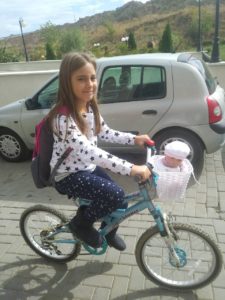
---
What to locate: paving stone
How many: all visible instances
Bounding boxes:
[1,149,225,299]
[213,219,225,234]
[110,276,129,299]
[92,287,110,300]
[129,266,145,291]
[213,288,225,300]
[195,285,213,300]
[102,263,131,277]
[195,204,207,217]
[219,192,225,211]
[119,253,136,266]
[83,274,114,288]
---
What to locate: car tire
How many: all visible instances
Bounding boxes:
[0,129,31,162]
[153,129,205,181]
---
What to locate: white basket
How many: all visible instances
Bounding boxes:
[151,156,193,202]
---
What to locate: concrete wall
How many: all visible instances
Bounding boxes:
[0,70,58,107]
[0,60,224,108]
[0,60,61,72]
[207,62,225,89]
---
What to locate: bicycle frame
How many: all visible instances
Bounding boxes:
[45,144,171,254]
[49,172,170,255]
[98,180,165,237]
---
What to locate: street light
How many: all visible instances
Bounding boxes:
[197,0,202,52]
[211,0,220,62]
[19,18,29,62]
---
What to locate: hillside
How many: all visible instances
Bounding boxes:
[2,0,225,60]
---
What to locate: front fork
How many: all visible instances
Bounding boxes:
[152,207,187,268]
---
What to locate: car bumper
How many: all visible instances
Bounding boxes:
[210,117,225,134]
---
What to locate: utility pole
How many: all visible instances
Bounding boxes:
[211,0,220,62]
[197,0,202,52]
[19,18,29,62]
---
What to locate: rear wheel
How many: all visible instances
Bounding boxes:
[20,205,81,263]
[154,129,204,180]
[0,128,30,162]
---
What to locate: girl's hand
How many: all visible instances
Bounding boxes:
[134,135,152,147]
[130,165,151,182]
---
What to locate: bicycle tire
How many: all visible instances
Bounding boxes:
[135,223,222,290]
[20,205,81,263]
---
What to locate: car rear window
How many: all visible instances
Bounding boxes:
[184,56,216,95]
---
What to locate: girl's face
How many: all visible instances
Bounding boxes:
[71,62,97,108]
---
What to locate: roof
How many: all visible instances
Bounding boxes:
[96,52,199,64]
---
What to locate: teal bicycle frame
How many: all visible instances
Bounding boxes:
[52,168,168,256]
[47,144,171,255]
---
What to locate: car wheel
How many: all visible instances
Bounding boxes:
[0,129,30,162]
[153,129,205,180]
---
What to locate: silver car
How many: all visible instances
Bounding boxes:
[0,52,225,179]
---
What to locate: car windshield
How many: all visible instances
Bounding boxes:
[187,56,216,95]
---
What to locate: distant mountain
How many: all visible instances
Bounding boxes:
[2,0,224,59]
[75,0,214,26]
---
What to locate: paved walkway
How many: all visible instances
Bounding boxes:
[0,148,225,300]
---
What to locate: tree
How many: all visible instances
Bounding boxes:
[0,43,20,63]
[59,28,85,55]
[103,21,116,41]
[186,9,213,48]
[40,21,59,45]
[128,32,137,50]
[45,42,56,60]
[40,21,60,59]
[158,23,173,53]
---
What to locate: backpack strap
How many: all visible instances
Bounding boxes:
[49,109,72,186]
[57,105,70,116]
[49,146,73,186]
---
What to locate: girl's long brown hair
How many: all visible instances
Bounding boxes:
[47,52,101,135]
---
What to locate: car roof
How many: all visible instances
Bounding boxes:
[96,52,197,65]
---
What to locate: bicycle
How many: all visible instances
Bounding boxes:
[20,143,223,291]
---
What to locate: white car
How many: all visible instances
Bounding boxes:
[0,52,225,179]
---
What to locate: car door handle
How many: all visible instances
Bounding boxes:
[142,110,157,115]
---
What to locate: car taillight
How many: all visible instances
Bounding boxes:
[207,96,222,124]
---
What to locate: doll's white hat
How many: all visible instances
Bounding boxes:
[164,141,190,160]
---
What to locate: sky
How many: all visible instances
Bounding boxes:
[0,0,149,39]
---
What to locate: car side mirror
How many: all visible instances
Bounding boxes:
[25,97,41,110]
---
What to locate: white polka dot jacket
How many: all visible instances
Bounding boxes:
[50,108,136,181]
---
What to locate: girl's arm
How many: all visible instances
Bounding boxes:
[57,116,133,176]
[99,116,151,147]
[98,116,136,145]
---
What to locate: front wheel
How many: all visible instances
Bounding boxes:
[20,205,81,263]
[135,223,222,290]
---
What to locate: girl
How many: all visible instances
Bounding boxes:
[48,52,151,250]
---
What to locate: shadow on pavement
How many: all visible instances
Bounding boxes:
[0,257,113,299]
[0,256,198,300]
[112,287,197,300]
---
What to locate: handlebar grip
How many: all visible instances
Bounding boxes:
[145,140,155,147]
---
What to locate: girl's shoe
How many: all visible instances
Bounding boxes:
[69,207,102,248]
[102,224,126,251]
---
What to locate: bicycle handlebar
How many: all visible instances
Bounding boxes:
[134,140,157,184]
[145,140,156,165]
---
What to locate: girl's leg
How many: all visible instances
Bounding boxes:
[55,169,126,222]
[55,169,127,249]
[93,167,127,250]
